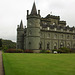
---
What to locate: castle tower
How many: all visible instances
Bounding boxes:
[17,20,24,49]
[26,2,40,51]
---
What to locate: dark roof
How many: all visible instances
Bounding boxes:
[20,20,23,29]
[31,2,37,15]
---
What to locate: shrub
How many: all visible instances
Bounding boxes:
[40,50,51,53]
[5,49,24,53]
[45,50,51,53]
[59,47,70,53]
[40,50,46,53]
[2,46,8,52]
[24,49,33,53]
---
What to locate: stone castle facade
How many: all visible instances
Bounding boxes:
[17,2,75,51]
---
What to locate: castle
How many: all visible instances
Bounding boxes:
[17,2,75,52]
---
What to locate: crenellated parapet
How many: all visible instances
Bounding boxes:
[40,24,75,34]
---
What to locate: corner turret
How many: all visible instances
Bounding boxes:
[17,20,24,49]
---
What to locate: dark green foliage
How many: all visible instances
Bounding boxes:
[40,50,46,53]
[2,39,16,50]
[59,47,70,53]
[52,47,70,53]
[2,46,8,52]
[40,50,51,53]
[52,49,58,53]
[5,49,23,53]
[0,39,2,47]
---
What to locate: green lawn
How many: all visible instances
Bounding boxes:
[3,53,75,75]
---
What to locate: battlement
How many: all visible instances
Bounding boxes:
[45,14,60,20]
[40,24,75,33]
[59,21,66,25]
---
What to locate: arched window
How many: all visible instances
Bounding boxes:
[73,35,75,39]
[29,42,31,49]
[47,33,50,38]
[54,42,57,49]
[47,42,50,49]
[73,43,75,48]
[61,35,63,39]
[60,42,64,48]
[39,42,42,49]
[67,35,69,39]
[67,43,70,48]
[54,34,57,39]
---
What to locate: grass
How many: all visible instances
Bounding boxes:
[3,53,75,75]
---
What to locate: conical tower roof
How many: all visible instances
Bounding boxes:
[31,2,37,15]
[20,20,23,29]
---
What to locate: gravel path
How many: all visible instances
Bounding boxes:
[0,51,4,75]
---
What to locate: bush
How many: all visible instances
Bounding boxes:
[2,46,8,52]
[24,49,33,53]
[5,49,24,53]
[52,47,70,53]
[59,47,70,53]
[40,50,51,53]
[40,50,46,53]
[45,50,51,53]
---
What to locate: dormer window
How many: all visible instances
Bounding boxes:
[54,28,56,31]
[53,22,55,25]
[47,27,49,30]
[61,29,63,31]
[45,22,47,25]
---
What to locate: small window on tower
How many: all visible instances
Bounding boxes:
[18,32,19,34]
[29,31,32,35]
[73,35,75,39]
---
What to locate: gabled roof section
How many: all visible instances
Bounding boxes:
[20,20,23,29]
[31,2,37,15]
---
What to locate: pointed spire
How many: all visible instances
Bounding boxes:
[20,20,23,29]
[31,2,37,15]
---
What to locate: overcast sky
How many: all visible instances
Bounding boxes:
[0,0,75,42]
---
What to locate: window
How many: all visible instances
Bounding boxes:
[47,33,50,38]
[40,26,42,29]
[29,42,31,49]
[53,22,55,25]
[54,28,56,31]
[29,30,32,35]
[40,33,42,38]
[47,27,49,30]
[29,23,31,25]
[73,36,75,39]
[67,43,70,48]
[47,42,50,49]
[60,42,64,48]
[54,42,57,49]
[39,42,42,49]
[18,32,19,34]
[73,44,75,48]
[67,35,69,39]
[45,22,47,25]
[54,34,57,39]
[61,35,63,39]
